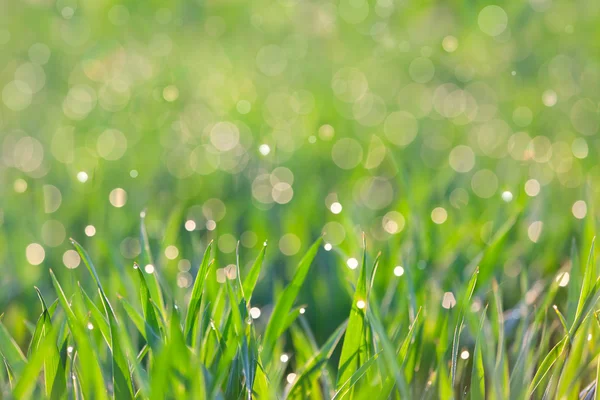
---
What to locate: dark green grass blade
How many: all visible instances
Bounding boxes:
[185,241,213,346]
[262,237,322,363]
[288,320,347,399]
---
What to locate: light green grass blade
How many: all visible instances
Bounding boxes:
[242,242,267,303]
[471,307,487,400]
[72,239,134,399]
[331,352,380,400]
[451,267,478,388]
[336,237,370,393]
[575,238,596,327]
[263,237,322,363]
[527,336,568,397]
[185,241,213,346]
[0,321,27,375]
[49,269,108,400]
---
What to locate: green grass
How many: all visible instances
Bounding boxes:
[2,0,600,398]
[1,221,600,399]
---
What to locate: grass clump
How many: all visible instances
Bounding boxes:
[1,216,600,400]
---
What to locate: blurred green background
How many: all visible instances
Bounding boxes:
[1,0,599,344]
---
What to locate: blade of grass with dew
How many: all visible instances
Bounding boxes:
[288,320,347,399]
[28,288,65,399]
[242,241,267,304]
[133,263,163,338]
[185,241,213,346]
[336,235,371,394]
[451,267,478,388]
[139,211,167,319]
[78,284,110,345]
[49,269,108,400]
[71,239,135,399]
[262,237,322,363]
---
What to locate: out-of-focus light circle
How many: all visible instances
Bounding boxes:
[324,243,332,251]
[572,200,587,219]
[442,292,456,309]
[478,5,508,36]
[393,266,404,276]
[382,211,405,234]
[77,171,88,182]
[250,307,261,319]
[14,179,28,193]
[63,250,81,269]
[431,207,448,224]
[26,243,45,265]
[542,90,557,107]
[109,188,127,208]
[163,85,179,102]
[210,122,240,152]
[528,221,543,243]
[279,233,301,256]
[449,145,475,173]
[442,36,458,52]
[384,111,418,146]
[236,100,251,114]
[471,169,498,199]
[85,225,96,237]
[501,191,513,202]
[347,258,359,270]
[330,202,342,214]
[525,179,541,197]
[259,144,271,156]
[332,138,363,169]
[165,245,179,260]
[185,220,196,231]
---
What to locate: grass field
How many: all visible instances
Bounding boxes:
[1,0,600,398]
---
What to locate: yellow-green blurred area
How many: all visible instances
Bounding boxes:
[1,0,599,342]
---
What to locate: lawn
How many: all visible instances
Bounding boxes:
[1,0,599,398]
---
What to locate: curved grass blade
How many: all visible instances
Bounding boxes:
[451,267,478,387]
[242,242,267,304]
[288,320,347,399]
[185,241,213,346]
[331,352,380,400]
[527,335,568,396]
[263,237,322,363]
[49,269,108,400]
[0,321,27,375]
[336,236,371,393]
